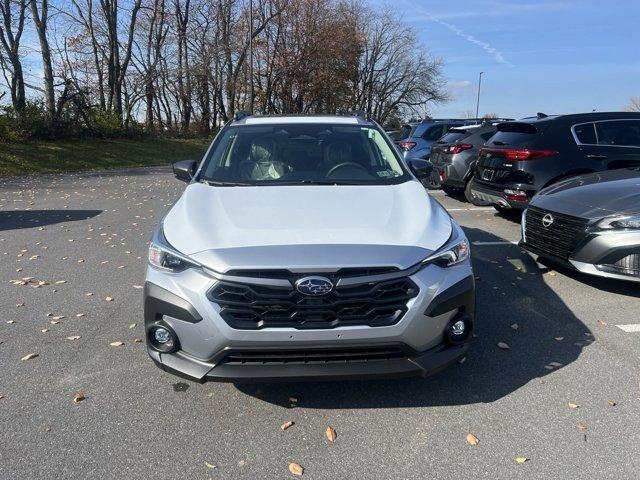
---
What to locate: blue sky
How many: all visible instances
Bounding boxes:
[383,0,640,119]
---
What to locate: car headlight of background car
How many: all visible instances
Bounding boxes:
[148,225,201,272]
[595,215,640,231]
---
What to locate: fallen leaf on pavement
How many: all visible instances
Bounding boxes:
[204,462,216,469]
[132,284,143,289]
[577,422,588,432]
[608,400,617,407]
[281,421,294,431]
[326,426,337,442]
[129,323,136,329]
[515,456,529,464]
[568,403,579,409]
[288,463,304,476]
[105,296,113,302]
[21,353,39,361]
[73,392,85,403]
[133,338,142,343]
[110,341,124,347]
[76,313,85,318]
[466,433,479,446]
[511,323,519,330]
[497,342,510,350]
[66,336,81,341]
[555,337,564,341]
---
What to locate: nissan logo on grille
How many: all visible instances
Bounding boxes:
[542,213,554,228]
[295,276,334,296]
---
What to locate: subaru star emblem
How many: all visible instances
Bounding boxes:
[542,213,554,228]
[295,276,333,296]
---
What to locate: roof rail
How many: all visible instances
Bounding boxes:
[234,110,252,121]
[348,109,370,120]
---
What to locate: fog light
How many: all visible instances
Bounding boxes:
[148,324,179,353]
[451,320,466,335]
[154,327,171,343]
[445,314,472,345]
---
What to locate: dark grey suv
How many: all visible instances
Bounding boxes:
[470,112,640,214]
[430,120,512,199]
[395,119,481,161]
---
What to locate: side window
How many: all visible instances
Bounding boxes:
[595,120,640,147]
[422,125,445,141]
[573,123,596,144]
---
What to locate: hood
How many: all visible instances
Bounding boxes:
[532,168,640,218]
[163,181,452,272]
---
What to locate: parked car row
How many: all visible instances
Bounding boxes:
[415,111,640,284]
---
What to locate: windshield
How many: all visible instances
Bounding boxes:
[199,123,410,185]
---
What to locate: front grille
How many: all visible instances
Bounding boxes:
[221,346,407,365]
[208,276,419,330]
[524,207,588,260]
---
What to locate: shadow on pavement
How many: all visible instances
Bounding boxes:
[235,227,595,409]
[0,209,102,231]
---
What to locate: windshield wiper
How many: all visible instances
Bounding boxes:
[200,179,252,186]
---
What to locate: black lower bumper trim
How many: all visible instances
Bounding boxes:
[144,282,202,326]
[151,342,470,383]
[424,275,475,318]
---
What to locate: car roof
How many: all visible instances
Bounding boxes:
[231,114,374,126]
[518,111,640,125]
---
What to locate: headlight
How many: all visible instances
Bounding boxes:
[596,215,640,231]
[148,225,201,272]
[422,238,470,268]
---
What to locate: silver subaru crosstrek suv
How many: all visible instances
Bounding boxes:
[144,113,475,382]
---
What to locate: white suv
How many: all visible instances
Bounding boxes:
[144,113,475,382]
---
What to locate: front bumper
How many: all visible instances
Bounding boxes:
[144,262,475,382]
[520,227,640,283]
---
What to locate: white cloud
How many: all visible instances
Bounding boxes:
[427,15,514,67]
[449,80,472,91]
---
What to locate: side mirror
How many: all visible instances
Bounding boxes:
[407,159,433,180]
[173,160,197,183]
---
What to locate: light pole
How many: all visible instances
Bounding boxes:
[475,71,483,119]
[249,0,254,112]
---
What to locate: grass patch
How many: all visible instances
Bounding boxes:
[0,138,211,176]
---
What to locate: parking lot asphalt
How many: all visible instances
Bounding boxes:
[1,167,639,480]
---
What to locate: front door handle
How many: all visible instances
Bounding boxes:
[586,154,607,160]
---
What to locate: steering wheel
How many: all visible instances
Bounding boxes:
[326,162,369,178]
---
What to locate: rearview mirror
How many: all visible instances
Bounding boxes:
[407,159,433,180]
[173,160,197,183]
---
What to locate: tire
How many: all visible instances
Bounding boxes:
[425,170,441,190]
[464,179,490,206]
[441,185,460,196]
[493,205,523,221]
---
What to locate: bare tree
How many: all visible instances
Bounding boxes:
[30,0,55,120]
[625,97,640,112]
[0,0,29,113]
